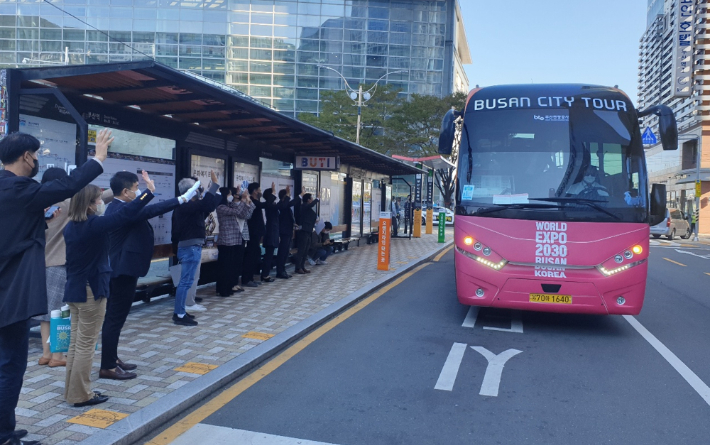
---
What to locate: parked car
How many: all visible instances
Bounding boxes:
[650,208,691,240]
[421,206,454,225]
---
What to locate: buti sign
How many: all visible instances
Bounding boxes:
[295,156,339,170]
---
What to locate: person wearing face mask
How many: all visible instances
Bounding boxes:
[62,183,154,408]
[98,170,198,381]
[566,165,609,199]
[215,186,254,296]
[0,130,111,445]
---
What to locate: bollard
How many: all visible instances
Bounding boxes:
[426,208,433,234]
[438,211,446,243]
[378,211,391,270]
[413,208,422,238]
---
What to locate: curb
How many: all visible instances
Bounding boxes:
[78,240,453,445]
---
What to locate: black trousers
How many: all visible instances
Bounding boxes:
[100,274,138,370]
[0,319,29,442]
[403,217,410,234]
[242,238,261,285]
[233,244,245,288]
[294,230,312,270]
[276,233,292,275]
[216,245,236,295]
[391,216,399,236]
[261,246,275,279]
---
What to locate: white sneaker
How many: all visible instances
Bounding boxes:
[186,304,206,312]
[307,258,316,266]
[316,259,327,265]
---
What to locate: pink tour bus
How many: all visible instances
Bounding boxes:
[438,84,677,315]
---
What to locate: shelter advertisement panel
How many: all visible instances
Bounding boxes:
[19,114,76,182]
[234,162,260,192]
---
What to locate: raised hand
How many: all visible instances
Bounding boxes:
[210,170,219,186]
[272,181,276,192]
[179,180,201,203]
[94,129,114,162]
[141,170,155,193]
[300,186,305,197]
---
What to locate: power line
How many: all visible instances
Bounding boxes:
[40,0,155,61]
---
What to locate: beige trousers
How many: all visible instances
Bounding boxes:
[64,290,106,405]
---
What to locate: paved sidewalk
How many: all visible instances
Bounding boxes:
[17,230,453,445]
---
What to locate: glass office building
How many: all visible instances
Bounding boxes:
[0,0,471,117]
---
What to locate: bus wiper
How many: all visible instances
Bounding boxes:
[474,203,561,215]
[528,197,621,220]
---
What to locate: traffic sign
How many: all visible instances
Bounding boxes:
[642,127,657,145]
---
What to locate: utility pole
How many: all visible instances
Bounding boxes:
[695,135,702,241]
[356,85,363,145]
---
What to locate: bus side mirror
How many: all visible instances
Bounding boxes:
[438,108,460,155]
[649,183,667,226]
[638,105,678,151]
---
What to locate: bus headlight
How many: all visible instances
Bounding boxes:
[464,236,474,246]
[455,245,507,271]
[597,260,645,276]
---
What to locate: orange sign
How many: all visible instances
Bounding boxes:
[378,212,391,270]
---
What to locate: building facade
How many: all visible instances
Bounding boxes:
[0,0,470,118]
[638,0,710,233]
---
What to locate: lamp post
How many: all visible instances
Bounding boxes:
[317,65,407,145]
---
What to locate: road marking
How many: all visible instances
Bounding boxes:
[483,310,524,333]
[624,316,710,407]
[147,263,430,445]
[675,249,710,259]
[67,409,128,429]
[462,306,479,328]
[434,343,467,391]
[242,331,275,341]
[470,347,522,397]
[433,245,453,262]
[705,273,710,277]
[663,258,686,267]
[170,424,340,445]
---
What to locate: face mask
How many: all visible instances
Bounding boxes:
[227,195,234,202]
[94,201,106,216]
[28,156,39,178]
[135,189,142,197]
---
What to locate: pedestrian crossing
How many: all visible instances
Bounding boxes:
[170,424,341,445]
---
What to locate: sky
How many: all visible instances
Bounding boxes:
[459,0,649,104]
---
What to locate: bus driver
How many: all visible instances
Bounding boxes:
[566,165,609,198]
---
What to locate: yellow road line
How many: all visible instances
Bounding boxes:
[147,262,430,445]
[433,245,453,262]
[705,273,710,277]
[663,258,686,267]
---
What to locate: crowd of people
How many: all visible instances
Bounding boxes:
[0,131,333,445]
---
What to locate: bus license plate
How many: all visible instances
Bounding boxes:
[529,293,572,304]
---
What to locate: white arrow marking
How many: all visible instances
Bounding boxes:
[434,342,467,391]
[471,346,522,397]
[674,249,710,259]
[483,310,523,333]
[462,306,479,328]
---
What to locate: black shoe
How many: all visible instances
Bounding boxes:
[116,358,137,371]
[12,431,27,440]
[173,313,198,326]
[74,393,109,407]
[261,276,275,282]
[185,312,196,319]
[255,281,263,285]
[195,297,203,302]
[244,282,258,288]
[275,273,290,279]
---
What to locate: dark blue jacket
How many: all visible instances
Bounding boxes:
[263,195,280,247]
[63,191,153,303]
[246,196,266,241]
[106,195,180,278]
[299,198,319,233]
[0,159,103,328]
[278,196,298,236]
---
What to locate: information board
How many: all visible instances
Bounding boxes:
[191,155,226,240]
[19,114,77,182]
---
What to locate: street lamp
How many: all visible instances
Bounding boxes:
[317,65,407,145]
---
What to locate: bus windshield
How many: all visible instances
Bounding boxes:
[458,106,647,223]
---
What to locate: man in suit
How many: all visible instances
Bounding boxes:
[0,130,112,445]
[294,192,319,275]
[275,186,298,279]
[242,182,264,287]
[99,170,198,380]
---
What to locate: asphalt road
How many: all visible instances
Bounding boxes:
[165,239,710,445]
